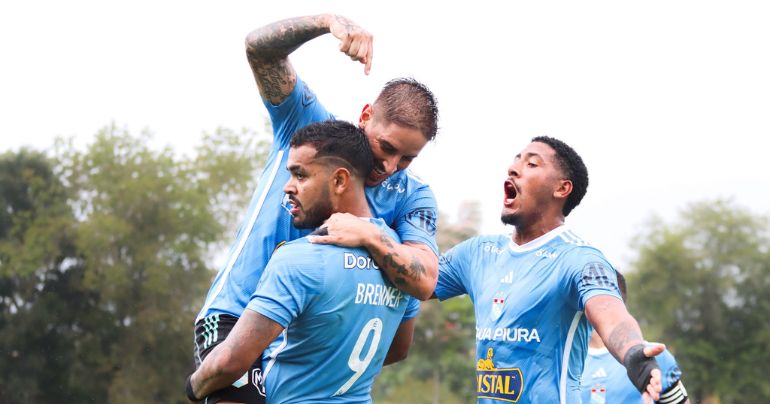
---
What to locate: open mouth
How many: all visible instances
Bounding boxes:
[503,180,518,207]
[287,198,301,215]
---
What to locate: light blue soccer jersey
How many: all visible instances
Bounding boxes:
[196,76,438,322]
[247,219,420,403]
[435,226,622,404]
[581,345,685,404]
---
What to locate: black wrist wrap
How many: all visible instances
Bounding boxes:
[185,374,200,402]
[623,344,660,393]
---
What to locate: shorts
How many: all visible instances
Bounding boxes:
[193,314,266,404]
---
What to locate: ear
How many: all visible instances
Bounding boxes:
[358,104,373,129]
[553,179,573,200]
[330,167,352,195]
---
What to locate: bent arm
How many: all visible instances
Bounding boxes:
[190,310,284,400]
[245,14,373,105]
[384,317,416,365]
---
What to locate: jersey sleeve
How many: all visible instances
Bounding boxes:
[246,245,323,327]
[263,75,335,148]
[564,247,622,310]
[401,296,421,322]
[434,238,475,301]
[393,183,439,255]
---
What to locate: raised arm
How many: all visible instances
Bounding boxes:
[585,295,664,403]
[187,310,283,401]
[245,14,373,105]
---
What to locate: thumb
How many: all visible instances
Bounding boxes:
[643,343,666,358]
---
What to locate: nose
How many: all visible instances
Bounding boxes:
[382,156,400,175]
[508,163,520,178]
[283,178,296,195]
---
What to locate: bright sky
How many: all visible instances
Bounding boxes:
[2,1,769,267]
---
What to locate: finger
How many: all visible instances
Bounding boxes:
[641,392,651,404]
[338,34,352,54]
[364,39,373,74]
[355,41,369,65]
[643,343,666,358]
[347,38,362,60]
[646,383,660,401]
[308,235,334,244]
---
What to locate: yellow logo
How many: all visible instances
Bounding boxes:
[476,348,523,402]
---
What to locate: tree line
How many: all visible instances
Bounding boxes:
[1,126,768,403]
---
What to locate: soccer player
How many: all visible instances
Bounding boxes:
[582,272,690,404]
[193,14,439,402]
[187,120,420,403]
[432,136,664,403]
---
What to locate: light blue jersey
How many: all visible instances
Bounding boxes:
[581,345,686,404]
[247,219,420,403]
[435,226,622,404]
[196,76,438,322]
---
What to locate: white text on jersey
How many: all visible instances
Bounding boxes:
[355,283,403,308]
[476,327,541,343]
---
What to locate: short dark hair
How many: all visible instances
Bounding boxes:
[531,136,588,216]
[374,78,439,141]
[290,120,374,180]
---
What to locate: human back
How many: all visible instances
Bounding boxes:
[252,224,418,403]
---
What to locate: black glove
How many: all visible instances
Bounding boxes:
[623,344,660,393]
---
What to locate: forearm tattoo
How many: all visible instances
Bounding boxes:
[607,320,643,360]
[377,230,426,287]
[245,15,328,102]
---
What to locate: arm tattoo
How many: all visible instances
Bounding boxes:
[245,15,328,103]
[607,320,643,360]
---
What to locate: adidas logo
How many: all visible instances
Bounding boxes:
[592,367,608,379]
[500,272,513,284]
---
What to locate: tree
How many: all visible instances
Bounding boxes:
[374,201,481,403]
[627,199,770,404]
[0,125,269,403]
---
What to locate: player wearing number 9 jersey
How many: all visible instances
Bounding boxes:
[252,223,419,403]
[187,120,419,403]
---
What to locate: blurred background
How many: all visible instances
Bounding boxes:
[1,1,768,403]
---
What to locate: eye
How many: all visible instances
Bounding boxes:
[295,172,306,180]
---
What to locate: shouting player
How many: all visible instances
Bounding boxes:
[433,136,664,403]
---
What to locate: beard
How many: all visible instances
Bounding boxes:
[292,188,334,229]
[500,210,521,227]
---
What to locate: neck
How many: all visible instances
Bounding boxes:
[511,216,565,245]
[337,188,372,218]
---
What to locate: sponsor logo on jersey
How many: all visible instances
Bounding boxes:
[491,292,505,320]
[483,243,505,254]
[476,348,523,402]
[500,271,514,284]
[534,248,559,259]
[476,327,541,343]
[380,179,406,193]
[589,384,606,404]
[355,283,403,308]
[344,252,380,270]
[406,209,437,236]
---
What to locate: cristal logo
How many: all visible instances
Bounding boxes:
[344,252,379,270]
[535,249,559,259]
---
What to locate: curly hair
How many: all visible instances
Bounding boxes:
[531,136,588,216]
[290,120,373,180]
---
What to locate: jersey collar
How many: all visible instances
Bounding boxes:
[507,225,568,253]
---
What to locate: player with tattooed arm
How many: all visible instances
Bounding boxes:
[192,13,439,403]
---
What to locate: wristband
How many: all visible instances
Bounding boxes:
[623,344,660,393]
[185,374,201,402]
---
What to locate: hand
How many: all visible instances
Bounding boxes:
[328,14,373,74]
[308,213,376,248]
[640,344,665,403]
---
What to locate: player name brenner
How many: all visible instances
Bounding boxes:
[355,283,404,308]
